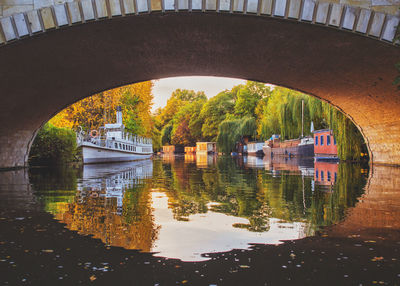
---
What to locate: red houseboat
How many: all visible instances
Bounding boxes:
[313,129,338,161]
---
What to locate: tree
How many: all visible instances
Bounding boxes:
[161,124,173,145]
[171,89,207,102]
[170,98,206,146]
[200,91,235,141]
[50,81,154,137]
[29,123,77,165]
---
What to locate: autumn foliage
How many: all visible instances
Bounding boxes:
[50,82,154,137]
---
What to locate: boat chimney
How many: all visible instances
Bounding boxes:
[116,106,123,124]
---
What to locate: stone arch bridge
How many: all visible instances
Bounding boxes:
[0,0,400,168]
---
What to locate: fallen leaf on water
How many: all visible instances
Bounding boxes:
[182,280,188,284]
[239,265,250,268]
[364,240,376,243]
[41,249,54,253]
[90,275,96,282]
[371,257,384,262]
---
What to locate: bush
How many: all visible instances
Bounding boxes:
[29,123,77,165]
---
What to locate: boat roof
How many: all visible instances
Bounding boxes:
[313,129,332,134]
[105,123,123,129]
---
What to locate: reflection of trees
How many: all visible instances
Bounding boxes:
[154,156,367,233]
[57,184,159,251]
[29,166,80,214]
[309,164,367,232]
[35,170,159,252]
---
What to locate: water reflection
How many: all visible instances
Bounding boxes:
[2,160,400,285]
[28,154,370,261]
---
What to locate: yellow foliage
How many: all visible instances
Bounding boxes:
[49,81,154,136]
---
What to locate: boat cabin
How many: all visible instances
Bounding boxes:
[184,147,196,154]
[246,142,264,156]
[196,142,217,154]
[105,106,124,140]
[313,129,338,160]
[162,145,184,154]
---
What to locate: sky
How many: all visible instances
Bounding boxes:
[151,76,247,111]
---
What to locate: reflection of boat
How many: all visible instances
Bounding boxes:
[314,161,338,189]
[77,107,153,164]
[244,155,266,168]
[262,156,314,173]
[78,160,153,214]
[55,159,158,252]
[184,154,196,163]
[244,155,315,179]
[196,153,216,168]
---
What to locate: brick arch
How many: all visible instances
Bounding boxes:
[0,9,399,168]
[1,0,400,45]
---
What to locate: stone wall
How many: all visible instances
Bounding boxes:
[0,0,68,17]
[0,8,400,168]
[1,0,399,18]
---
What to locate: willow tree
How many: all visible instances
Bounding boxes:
[217,116,257,154]
[217,119,241,154]
[200,91,236,141]
[321,102,365,161]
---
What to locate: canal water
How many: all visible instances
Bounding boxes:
[1,154,400,285]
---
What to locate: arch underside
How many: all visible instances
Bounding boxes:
[0,12,399,168]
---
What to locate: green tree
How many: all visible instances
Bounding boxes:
[200,91,235,141]
[171,89,207,102]
[29,123,77,165]
[170,98,207,146]
[161,124,173,145]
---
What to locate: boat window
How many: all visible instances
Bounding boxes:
[315,136,318,145]
[316,169,319,179]
[334,172,337,182]
[327,135,331,146]
[119,143,122,149]
[321,171,324,181]
[115,143,117,148]
[321,135,324,146]
[334,137,337,145]
[327,171,331,181]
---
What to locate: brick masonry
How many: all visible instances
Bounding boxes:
[0,8,400,168]
[0,0,400,17]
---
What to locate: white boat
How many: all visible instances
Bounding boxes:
[246,142,264,156]
[77,107,153,164]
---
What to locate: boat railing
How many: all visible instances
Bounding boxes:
[77,128,152,146]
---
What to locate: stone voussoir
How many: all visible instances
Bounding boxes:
[1,0,400,46]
